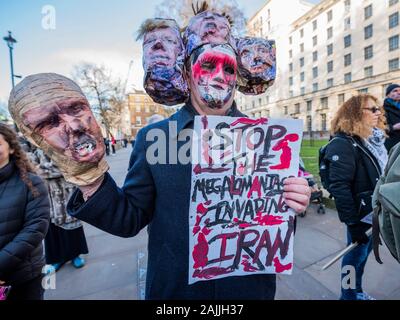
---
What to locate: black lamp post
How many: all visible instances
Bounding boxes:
[3,31,22,88]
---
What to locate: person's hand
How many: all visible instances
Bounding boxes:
[348,223,370,244]
[0,280,5,285]
[393,123,400,131]
[283,177,311,214]
[79,174,105,201]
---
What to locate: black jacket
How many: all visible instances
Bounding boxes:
[68,103,277,300]
[383,98,400,151]
[325,133,381,225]
[0,161,50,286]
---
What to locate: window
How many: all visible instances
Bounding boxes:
[389,35,399,51]
[364,4,373,20]
[358,88,369,93]
[344,34,351,48]
[389,0,399,6]
[364,24,373,40]
[266,95,270,104]
[252,100,255,108]
[364,45,373,59]
[345,0,351,11]
[327,10,333,22]
[389,58,399,71]
[389,12,399,29]
[284,106,288,115]
[338,93,345,105]
[136,116,142,126]
[344,53,352,66]
[321,114,327,131]
[364,66,373,77]
[300,57,305,67]
[300,28,304,38]
[327,78,334,88]
[300,43,304,52]
[344,72,352,83]
[289,50,293,58]
[313,35,318,46]
[301,87,305,95]
[344,17,351,30]
[327,61,333,73]
[307,100,312,111]
[295,103,300,113]
[307,115,312,132]
[145,106,150,113]
[135,105,141,112]
[313,66,318,78]
[289,90,294,97]
[289,36,292,45]
[321,97,328,109]
[289,63,293,72]
[327,43,333,55]
[313,83,319,92]
[289,76,293,86]
[327,27,333,39]
[259,98,262,106]
[313,20,317,30]
[300,71,305,82]
[313,51,318,62]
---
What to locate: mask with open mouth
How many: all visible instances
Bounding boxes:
[8,73,109,186]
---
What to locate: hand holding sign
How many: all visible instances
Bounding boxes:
[189,115,304,284]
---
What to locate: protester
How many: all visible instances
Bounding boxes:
[31,148,88,272]
[104,137,110,156]
[325,94,387,300]
[111,136,116,156]
[0,123,50,300]
[383,84,400,151]
[9,10,310,300]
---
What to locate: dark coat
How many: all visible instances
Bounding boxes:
[383,98,400,151]
[68,103,276,300]
[325,133,381,225]
[0,161,50,286]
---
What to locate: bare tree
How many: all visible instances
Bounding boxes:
[72,63,126,139]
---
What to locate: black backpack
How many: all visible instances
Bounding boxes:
[318,136,356,194]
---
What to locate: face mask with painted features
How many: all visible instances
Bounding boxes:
[8,73,109,186]
[141,19,189,105]
[183,11,236,59]
[236,37,276,95]
[189,43,237,110]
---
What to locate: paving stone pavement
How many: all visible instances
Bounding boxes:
[45,146,400,300]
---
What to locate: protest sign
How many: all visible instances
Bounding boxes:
[189,115,303,284]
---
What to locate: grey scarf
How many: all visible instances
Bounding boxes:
[363,128,388,174]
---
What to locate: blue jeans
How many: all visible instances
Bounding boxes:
[340,227,372,300]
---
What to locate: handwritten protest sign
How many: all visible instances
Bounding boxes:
[189,116,303,284]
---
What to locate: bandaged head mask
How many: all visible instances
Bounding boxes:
[236,37,276,95]
[8,73,108,186]
[140,18,189,105]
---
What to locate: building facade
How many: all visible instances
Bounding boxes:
[238,0,400,138]
[127,89,175,137]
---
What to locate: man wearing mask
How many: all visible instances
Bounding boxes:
[383,84,400,151]
[9,11,311,300]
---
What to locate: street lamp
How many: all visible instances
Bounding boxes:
[3,31,22,88]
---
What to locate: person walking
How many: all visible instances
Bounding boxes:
[325,94,388,300]
[383,84,400,152]
[0,123,50,300]
[31,148,88,272]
